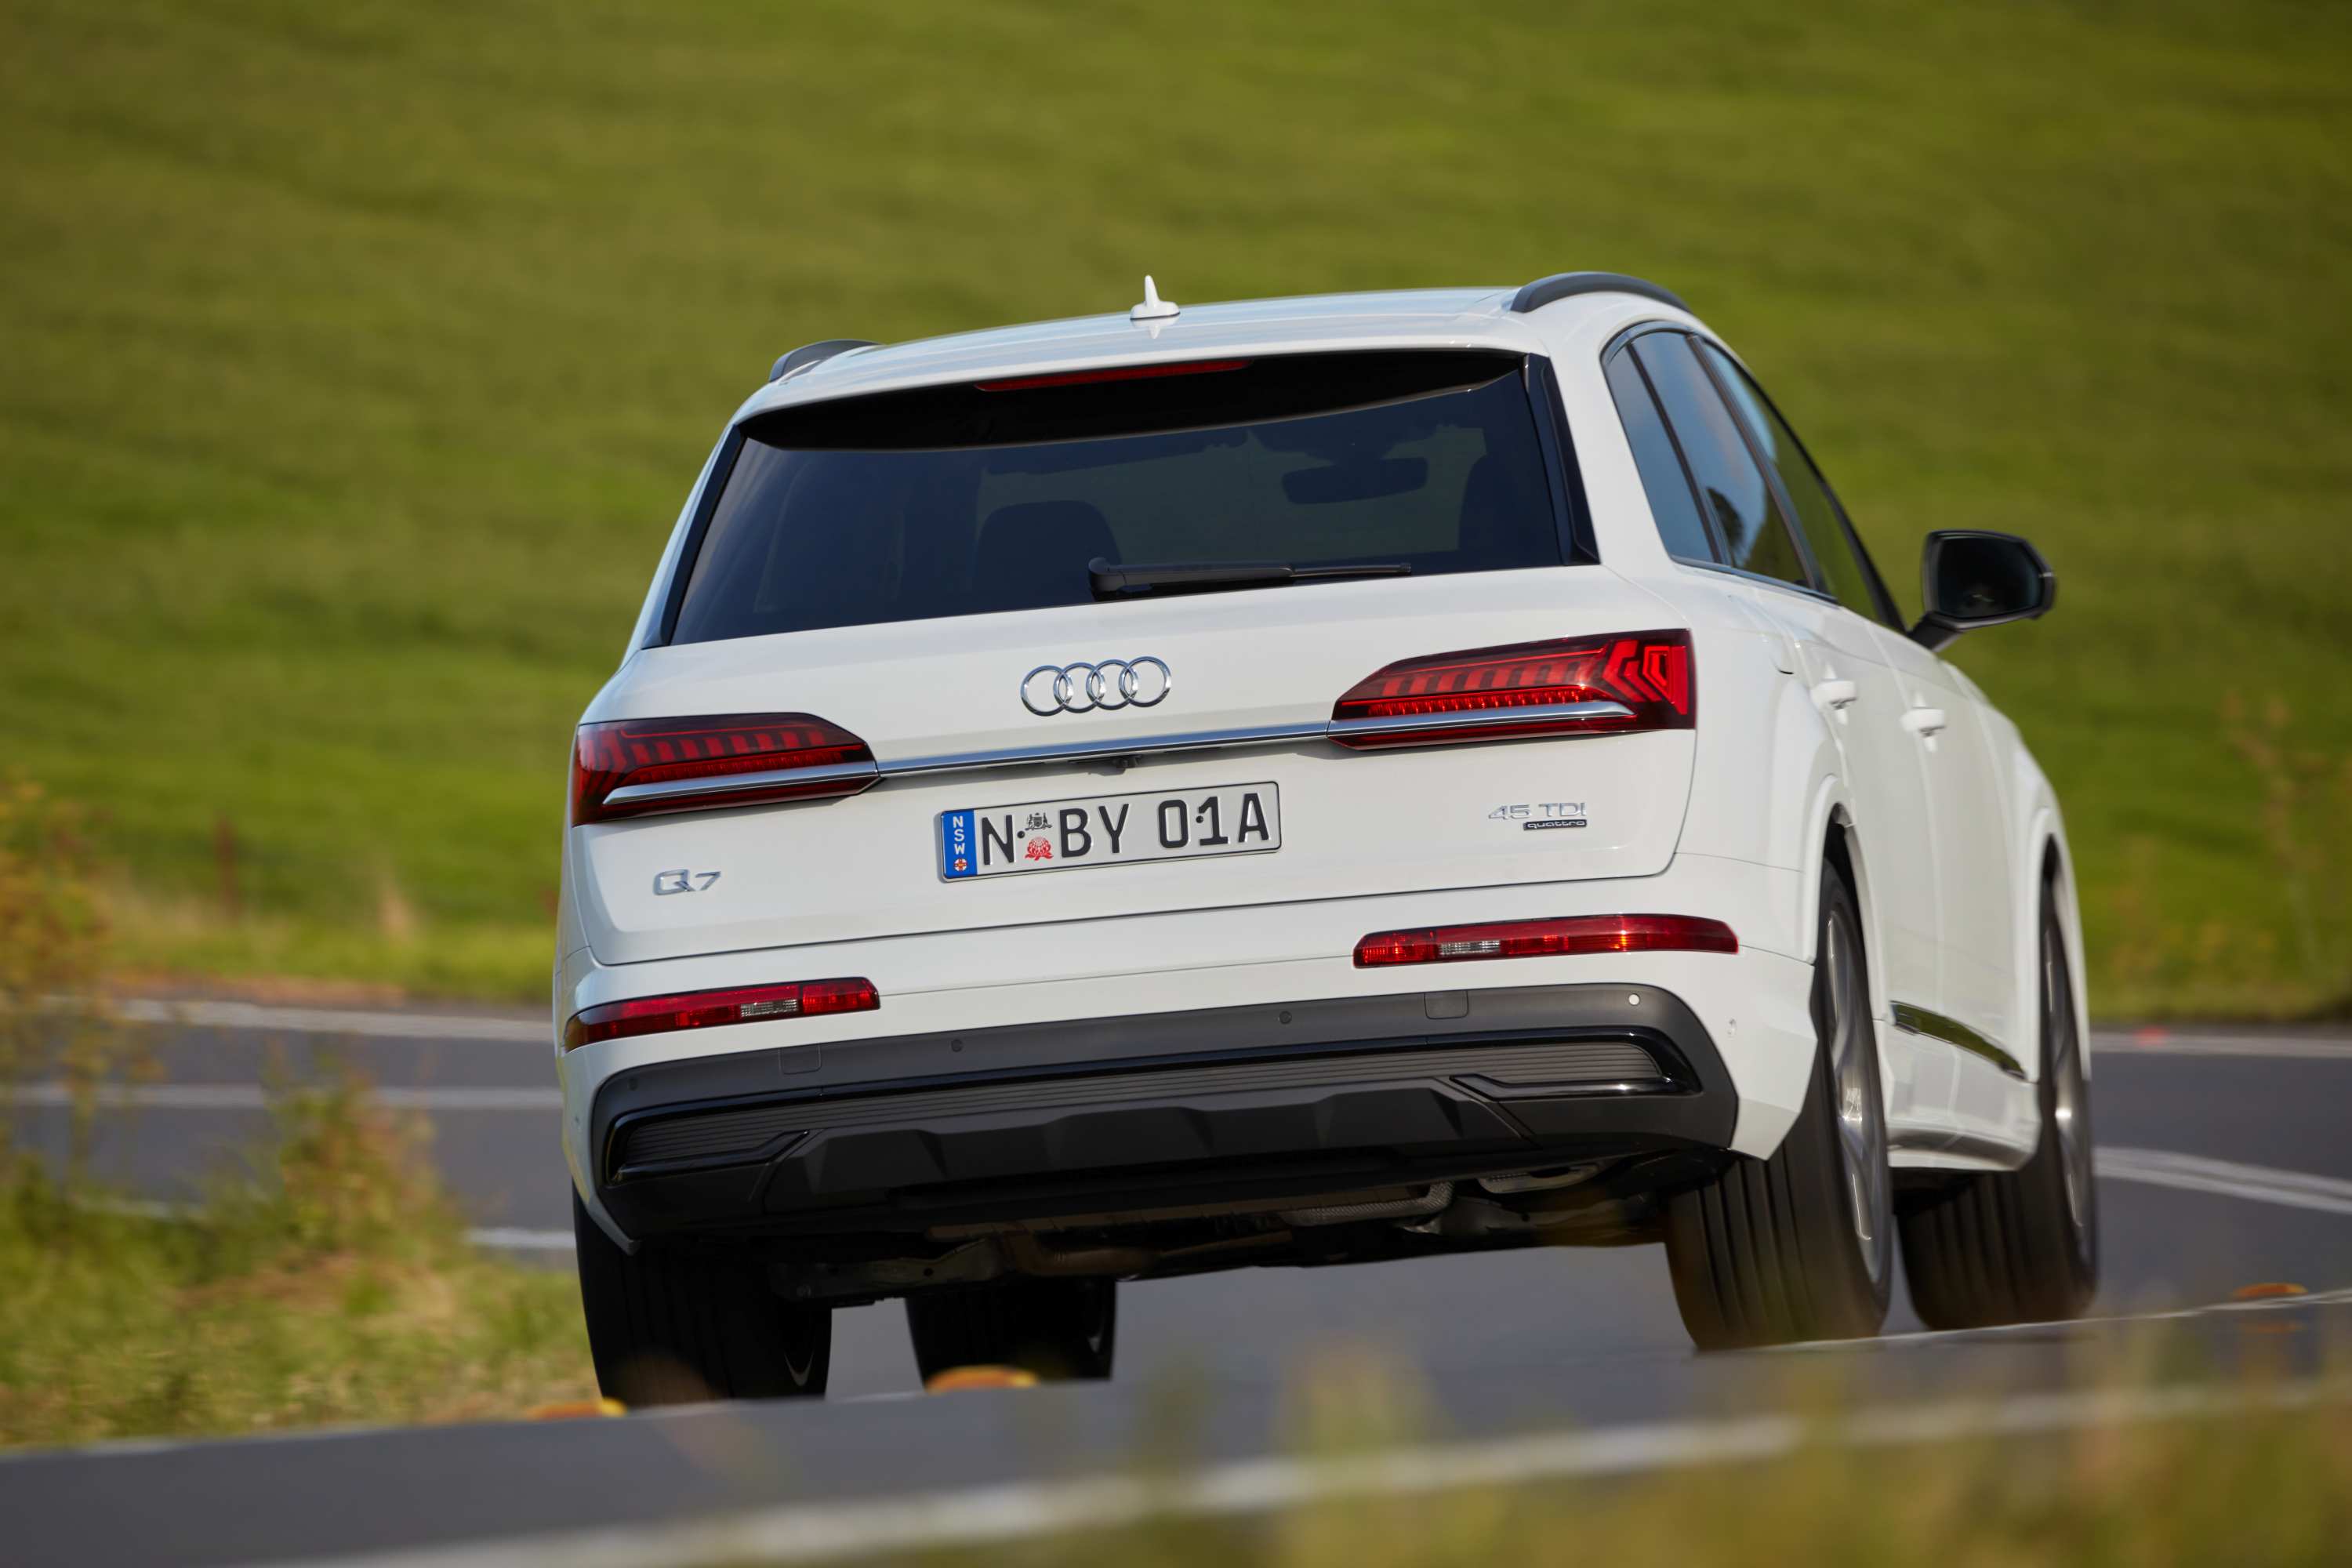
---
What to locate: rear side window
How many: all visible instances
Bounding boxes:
[1696,342,1888,624]
[1624,333,1811,590]
[1602,350,1715,563]
[666,352,1566,644]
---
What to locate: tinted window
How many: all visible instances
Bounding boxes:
[669,355,1563,644]
[1630,334,1809,589]
[1698,343,1885,622]
[1604,349,1715,563]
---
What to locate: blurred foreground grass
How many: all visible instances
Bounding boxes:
[0,780,591,1447]
[0,1076,593,1448]
[895,1365,2352,1568]
[2,0,2348,1011]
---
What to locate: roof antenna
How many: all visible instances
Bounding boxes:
[1131,275,1180,321]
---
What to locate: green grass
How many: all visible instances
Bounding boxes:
[0,1071,592,1447]
[2,0,2348,1011]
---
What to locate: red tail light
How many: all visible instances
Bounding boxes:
[562,978,878,1051]
[1353,914,1737,968]
[1330,630,1693,749]
[976,358,1250,392]
[571,713,877,824]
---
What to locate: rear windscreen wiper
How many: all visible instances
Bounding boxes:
[1089,557,1410,600]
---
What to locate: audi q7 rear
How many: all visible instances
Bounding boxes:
[556,279,1849,1400]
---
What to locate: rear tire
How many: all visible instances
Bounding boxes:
[1898,882,2098,1327]
[1664,866,1893,1348]
[572,1194,831,1405]
[904,1277,1117,1384]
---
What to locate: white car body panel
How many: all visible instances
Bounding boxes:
[557,283,2071,1250]
[575,568,1696,964]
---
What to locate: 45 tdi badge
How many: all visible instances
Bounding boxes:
[1490,801,1588,831]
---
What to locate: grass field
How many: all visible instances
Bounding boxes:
[0,1065,592,1449]
[2,0,2348,1013]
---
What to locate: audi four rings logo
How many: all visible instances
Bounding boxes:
[1020,657,1173,716]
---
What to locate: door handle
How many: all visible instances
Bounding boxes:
[1810,679,1858,712]
[1900,706,1948,738]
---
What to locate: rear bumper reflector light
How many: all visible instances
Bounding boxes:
[572,714,877,824]
[562,978,878,1051]
[1353,915,1737,968]
[1331,630,1693,750]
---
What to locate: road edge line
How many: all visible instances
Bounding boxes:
[289,1377,2347,1568]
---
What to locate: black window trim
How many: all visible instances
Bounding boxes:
[1602,321,1836,604]
[648,350,1592,649]
[1605,322,1726,564]
[1525,354,1602,566]
[1686,337,1906,632]
[1679,335,1835,596]
[655,423,748,646]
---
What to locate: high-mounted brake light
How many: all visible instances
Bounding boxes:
[562,978,878,1051]
[570,713,877,824]
[1353,914,1737,968]
[975,358,1251,393]
[1330,630,1693,749]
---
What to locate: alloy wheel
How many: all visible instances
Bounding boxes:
[2045,918,2094,1260]
[1824,906,1891,1287]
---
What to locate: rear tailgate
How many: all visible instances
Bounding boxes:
[574,568,1693,964]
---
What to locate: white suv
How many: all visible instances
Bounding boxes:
[555,274,2097,1402]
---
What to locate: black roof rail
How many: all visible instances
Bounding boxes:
[1507,272,1689,316]
[768,338,877,383]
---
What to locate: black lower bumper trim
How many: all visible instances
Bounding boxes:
[592,982,1737,1241]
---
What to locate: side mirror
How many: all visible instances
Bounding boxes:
[1910,530,2056,652]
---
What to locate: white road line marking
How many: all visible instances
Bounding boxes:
[2095,1146,2352,1217]
[103,997,547,1044]
[2091,1030,2352,1062]
[1766,1283,2352,1354]
[465,1226,576,1252]
[67,1195,573,1254]
[13,1083,561,1111]
[296,1377,2349,1568]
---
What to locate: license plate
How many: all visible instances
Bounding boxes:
[938,783,1280,880]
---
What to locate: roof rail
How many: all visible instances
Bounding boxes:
[768,338,877,383]
[1507,272,1689,316]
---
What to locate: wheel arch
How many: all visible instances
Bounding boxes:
[1795,775,1890,1022]
[2004,706,2087,1083]
[2023,806,2092,1081]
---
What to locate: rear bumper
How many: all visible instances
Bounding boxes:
[588,982,1739,1243]
[558,856,1826,1247]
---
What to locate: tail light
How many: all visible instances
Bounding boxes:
[1354,914,1737,968]
[1329,630,1693,749]
[571,713,877,824]
[562,978,878,1051]
[976,358,1250,392]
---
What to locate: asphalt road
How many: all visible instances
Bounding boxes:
[6,1004,2352,1566]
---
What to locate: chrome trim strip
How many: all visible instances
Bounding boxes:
[878,721,1326,778]
[1888,1124,2037,1171]
[606,704,1652,809]
[1893,1002,2026,1080]
[601,760,880,808]
[1325,700,1635,741]
[878,702,1639,779]
[1464,1076,1682,1099]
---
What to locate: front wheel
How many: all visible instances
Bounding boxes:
[1898,882,2099,1327]
[1664,866,1892,1348]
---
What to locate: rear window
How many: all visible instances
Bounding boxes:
[664,351,1567,644]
